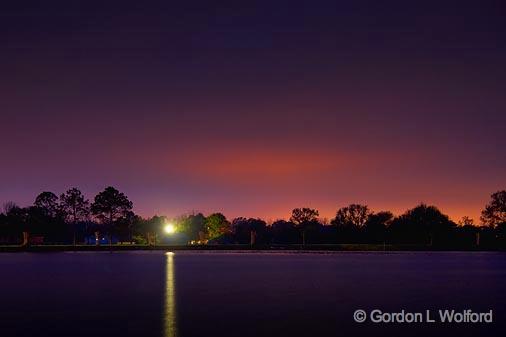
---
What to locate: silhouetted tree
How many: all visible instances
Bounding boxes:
[177,213,206,242]
[232,217,268,244]
[130,215,148,244]
[364,211,393,243]
[34,192,60,218]
[455,220,480,247]
[115,210,136,242]
[143,215,166,245]
[458,216,475,227]
[270,220,299,244]
[28,205,67,243]
[129,215,164,245]
[290,208,319,225]
[1,203,27,245]
[481,190,506,228]
[91,186,133,244]
[32,192,67,243]
[231,217,248,243]
[496,223,506,247]
[5,203,31,246]
[60,188,90,245]
[332,204,371,229]
[331,204,370,242]
[290,208,321,245]
[389,204,456,245]
[5,187,506,248]
[205,213,231,241]
[3,201,18,214]
[0,212,6,242]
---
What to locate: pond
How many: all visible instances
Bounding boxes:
[0,251,504,337]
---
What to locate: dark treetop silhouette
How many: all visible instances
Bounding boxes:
[1,187,505,249]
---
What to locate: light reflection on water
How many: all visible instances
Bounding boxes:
[164,252,177,337]
[0,252,504,337]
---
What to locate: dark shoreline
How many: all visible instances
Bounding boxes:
[1,244,504,253]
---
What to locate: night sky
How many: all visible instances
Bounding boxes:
[1,1,505,222]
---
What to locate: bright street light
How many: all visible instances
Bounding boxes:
[164,223,176,235]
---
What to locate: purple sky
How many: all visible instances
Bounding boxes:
[1,1,505,222]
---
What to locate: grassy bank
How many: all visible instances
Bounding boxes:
[0,243,503,252]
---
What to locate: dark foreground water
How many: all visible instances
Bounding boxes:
[0,251,504,337]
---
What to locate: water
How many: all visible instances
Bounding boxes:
[0,251,504,337]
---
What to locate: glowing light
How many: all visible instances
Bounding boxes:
[164,223,176,234]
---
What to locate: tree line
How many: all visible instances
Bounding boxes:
[1,187,505,248]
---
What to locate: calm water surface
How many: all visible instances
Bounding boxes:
[0,251,504,337]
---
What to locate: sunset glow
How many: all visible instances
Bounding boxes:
[1,3,505,337]
[0,1,504,225]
